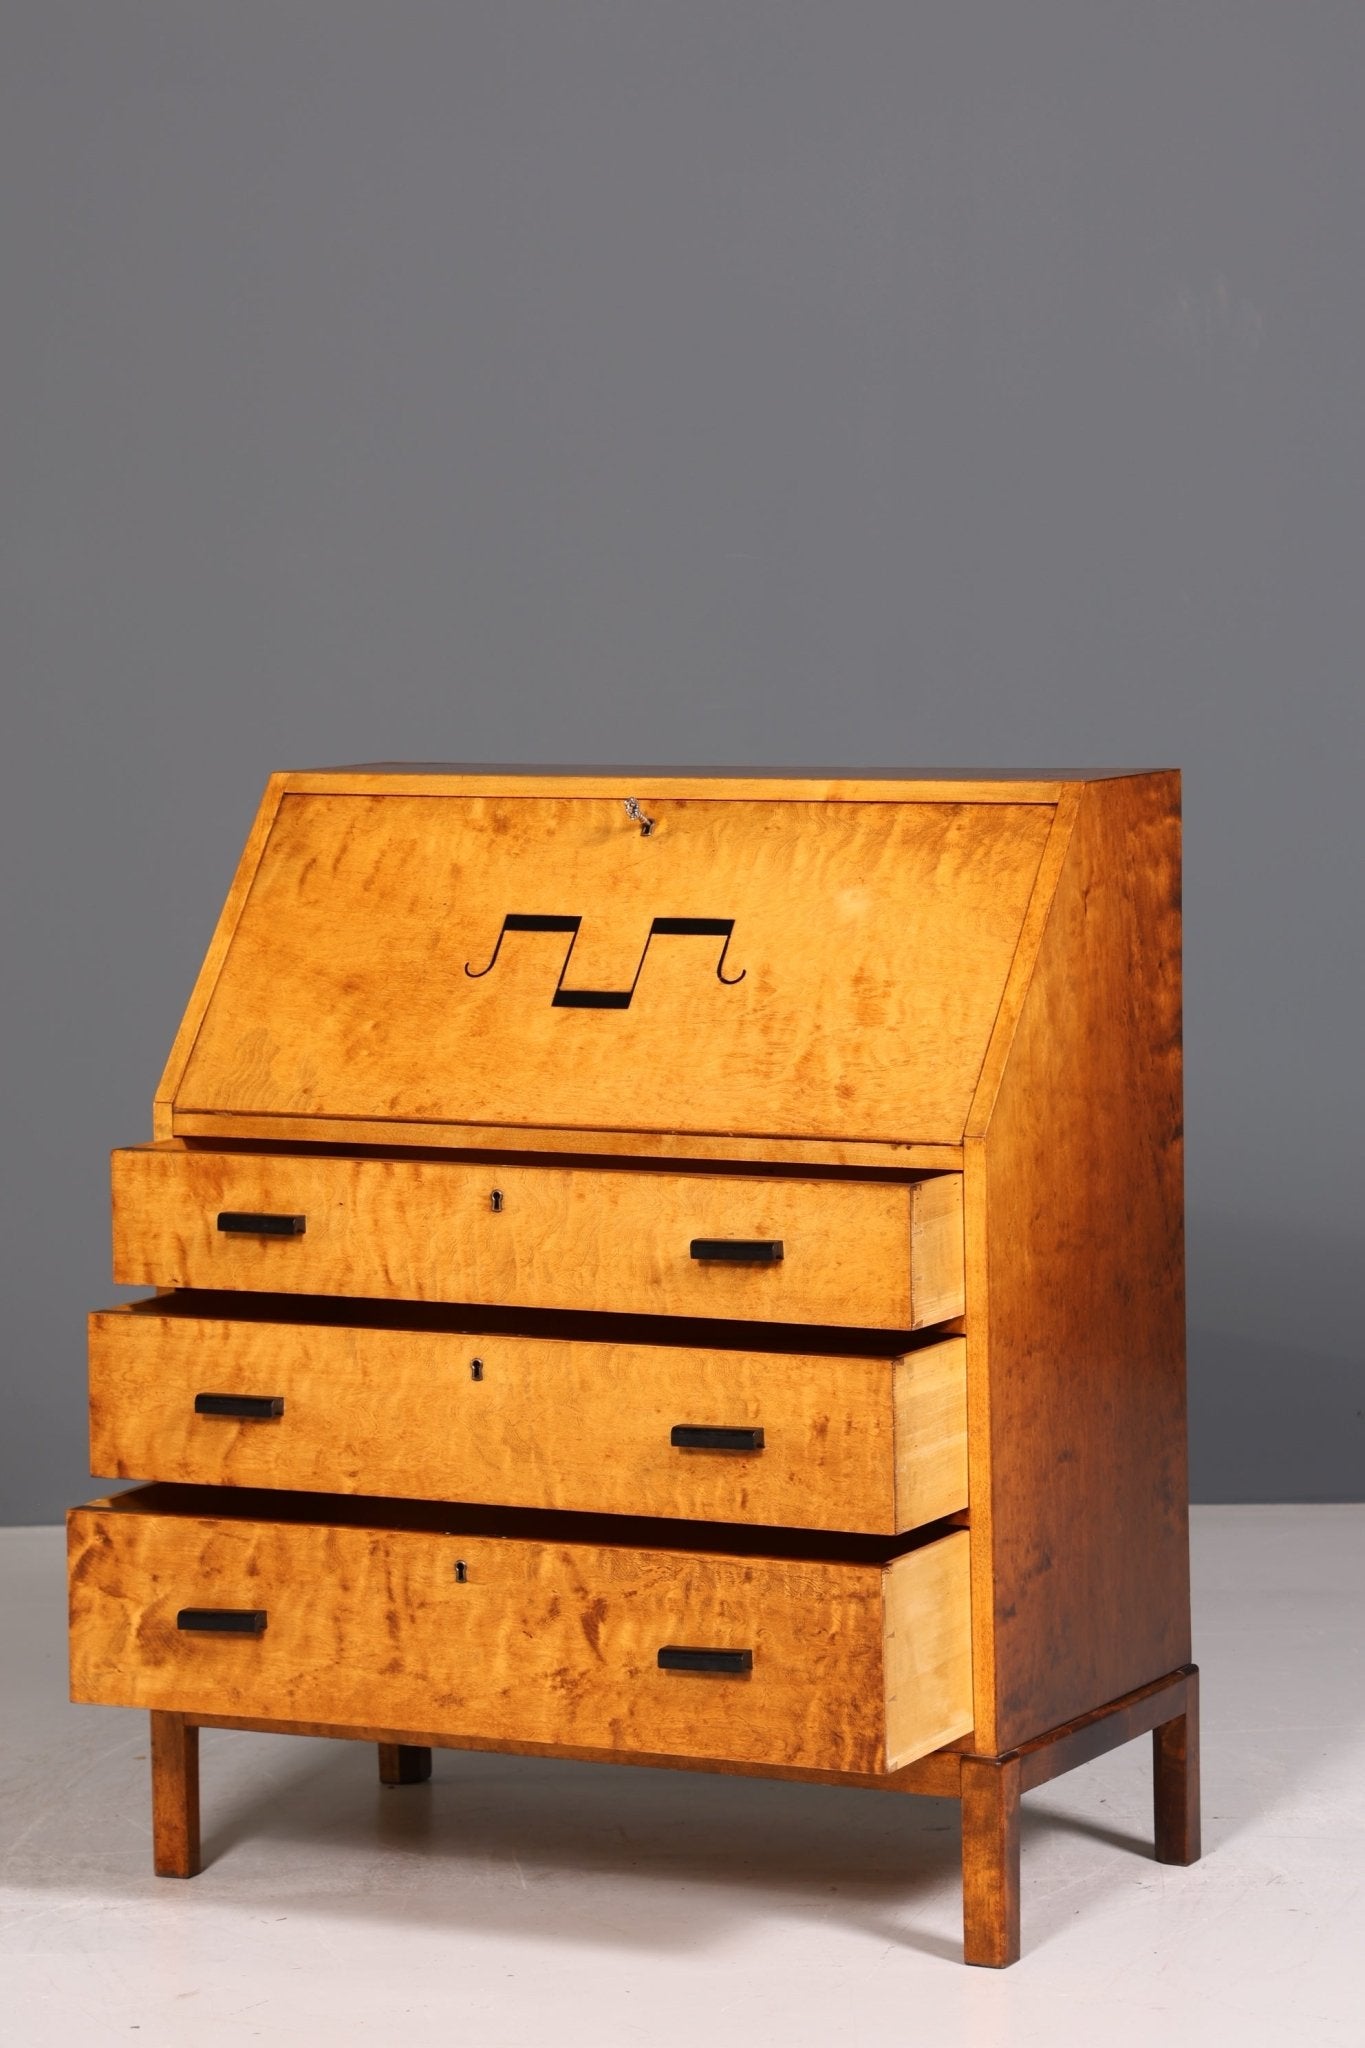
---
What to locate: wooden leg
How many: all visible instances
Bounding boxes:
[378,1742,432,1786]
[961,1754,1021,1967]
[150,1711,201,1879]
[1153,1665,1201,1864]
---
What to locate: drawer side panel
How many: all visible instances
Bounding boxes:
[881,1529,974,1770]
[891,1338,969,1529]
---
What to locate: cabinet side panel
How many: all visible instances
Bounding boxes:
[152,774,290,1139]
[983,774,1189,1749]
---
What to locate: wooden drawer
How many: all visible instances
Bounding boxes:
[68,1489,973,1774]
[111,1148,964,1332]
[88,1302,968,1535]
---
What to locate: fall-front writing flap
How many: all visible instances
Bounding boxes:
[171,786,1056,1144]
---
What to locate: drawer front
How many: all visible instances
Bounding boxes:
[88,1309,968,1535]
[111,1149,964,1331]
[68,1499,972,1774]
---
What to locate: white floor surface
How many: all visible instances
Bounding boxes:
[1,1506,1362,2047]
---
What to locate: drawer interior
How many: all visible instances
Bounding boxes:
[107,1288,938,1355]
[82,1481,956,1567]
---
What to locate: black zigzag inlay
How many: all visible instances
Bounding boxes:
[464,914,745,1009]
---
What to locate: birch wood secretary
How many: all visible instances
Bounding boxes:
[68,764,1199,1967]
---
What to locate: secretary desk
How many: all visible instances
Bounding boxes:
[68,764,1200,1966]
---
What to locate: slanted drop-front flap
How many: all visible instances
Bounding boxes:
[172,789,1054,1144]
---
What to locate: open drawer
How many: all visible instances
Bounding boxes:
[111,1147,965,1332]
[88,1298,968,1535]
[68,1487,973,1775]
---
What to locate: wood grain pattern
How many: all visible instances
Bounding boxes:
[1154,1667,1201,1865]
[89,1305,967,1533]
[170,1110,961,1174]
[965,787,1081,1138]
[175,1664,1193,1809]
[170,792,1054,1144]
[961,1754,1021,1967]
[71,762,1201,1966]
[882,1525,973,1770]
[906,1173,965,1328]
[285,767,1070,801]
[149,1710,200,1878]
[961,1136,998,1751]
[892,1336,968,1533]
[975,774,1190,1750]
[377,1742,431,1786]
[1012,1665,1195,1791]
[110,1147,964,1332]
[151,775,289,1142]
[183,1712,970,1796]
[68,1499,973,1776]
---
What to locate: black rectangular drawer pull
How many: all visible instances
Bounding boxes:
[670,1425,765,1453]
[194,1393,285,1420]
[658,1646,753,1675]
[689,1239,783,1264]
[176,1608,268,1635]
[217,1211,306,1236]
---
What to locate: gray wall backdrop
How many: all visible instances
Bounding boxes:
[3,4,1362,1522]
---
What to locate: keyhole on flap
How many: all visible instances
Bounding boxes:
[454,1560,468,1584]
[470,1358,484,1382]
[489,1189,503,1213]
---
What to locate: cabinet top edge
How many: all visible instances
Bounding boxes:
[279,764,1179,802]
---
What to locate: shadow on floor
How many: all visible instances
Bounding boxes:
[178,1729,1182,1963]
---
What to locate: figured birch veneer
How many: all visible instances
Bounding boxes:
[168,792,1053,1145]
[68,763,1199,1969]
[68,1490,972,1777]
[87,1306,968,1535]
[108,1146,965,1331]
